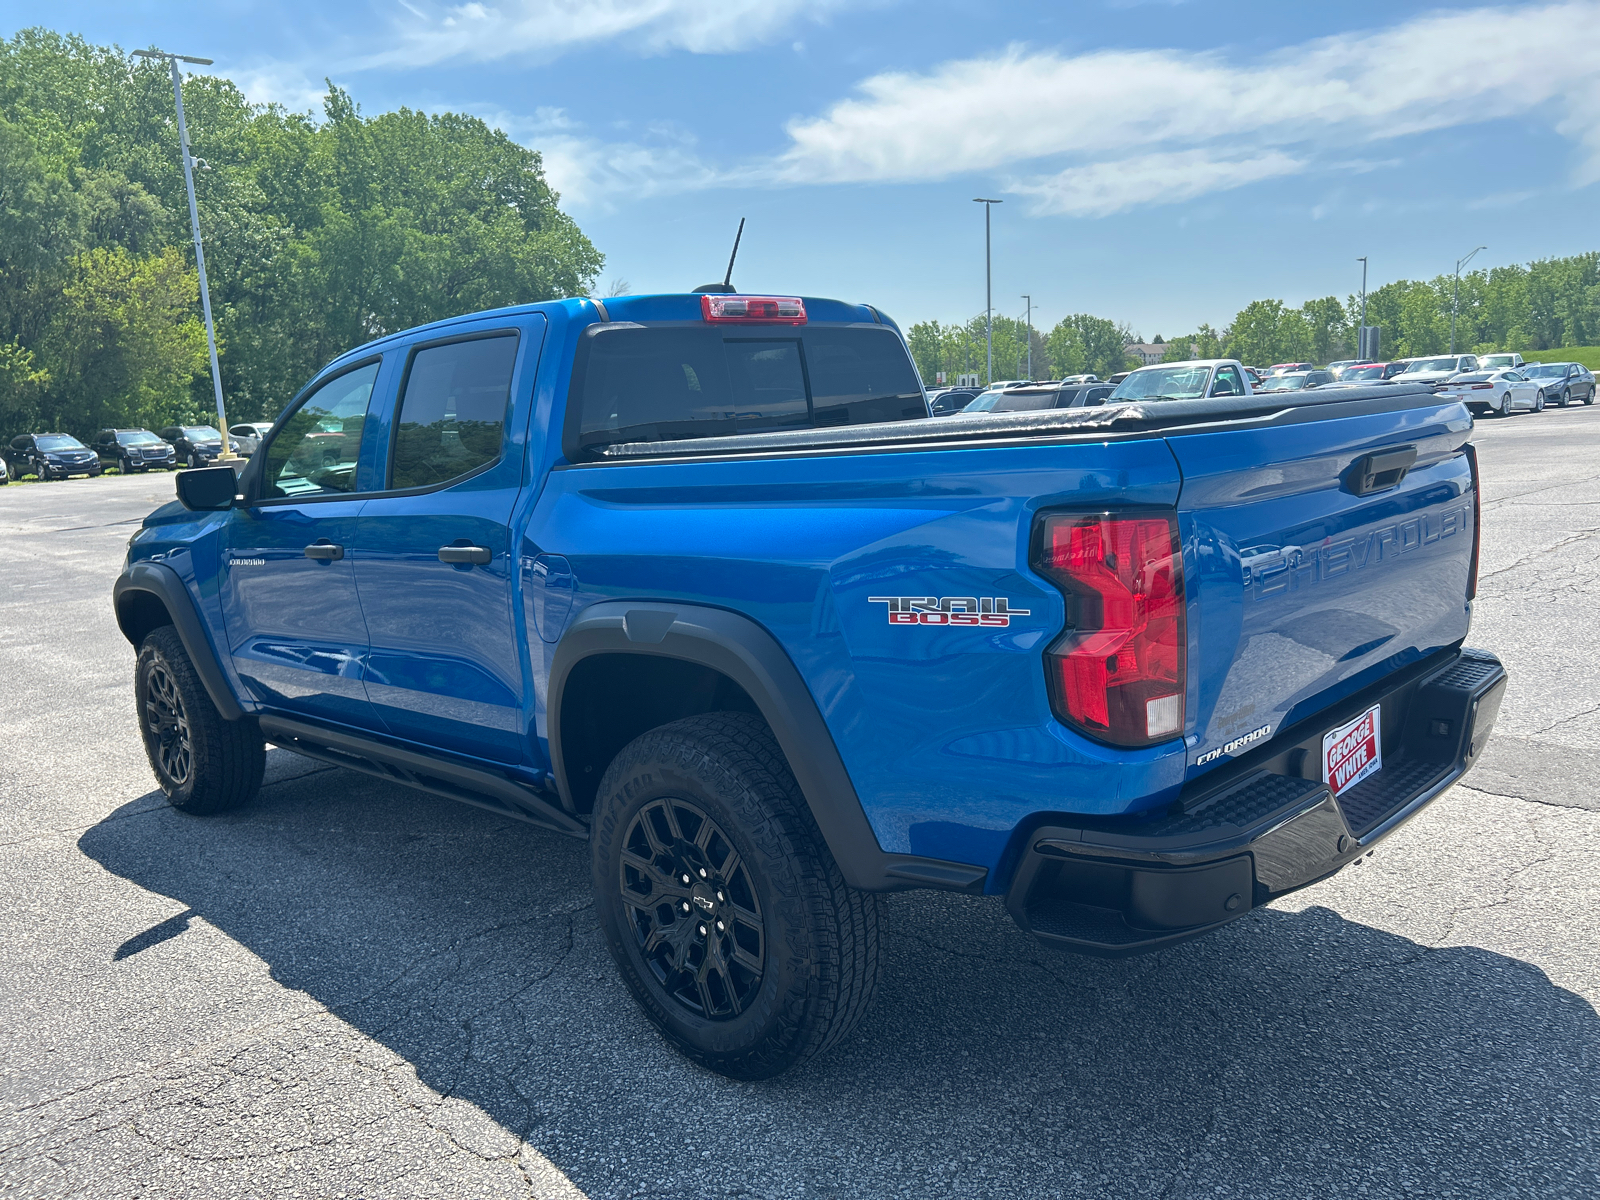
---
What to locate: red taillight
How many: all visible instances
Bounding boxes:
[1034,512,1186,747]
[1465,443,1482,600]
[700,295,806,325]
[1467,383,1493,390]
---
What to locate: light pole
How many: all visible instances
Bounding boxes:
[1356,256,1368,360]
[973,199,1003,385]
[134,47,234,461]
[1021,294,1033,379]
[1451,245,1486,355]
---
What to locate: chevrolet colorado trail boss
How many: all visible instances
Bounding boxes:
[114,292,1507,1078]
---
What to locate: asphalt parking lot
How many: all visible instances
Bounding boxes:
[2,409,1597,1200]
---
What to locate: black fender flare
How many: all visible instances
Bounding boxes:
[548,600,986,894]
[112,561,245,722]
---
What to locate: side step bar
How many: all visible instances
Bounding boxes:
[258,714,588,839]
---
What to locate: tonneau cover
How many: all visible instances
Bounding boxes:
[594,385,1445,459]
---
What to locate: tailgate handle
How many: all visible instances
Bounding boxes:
[1350,445,1417,495]
[439,544,492,565]
[303,541,344,561]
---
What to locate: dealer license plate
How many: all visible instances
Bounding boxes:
[1322,703,1382,797]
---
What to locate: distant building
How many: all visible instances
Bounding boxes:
[1124,342,1165,366]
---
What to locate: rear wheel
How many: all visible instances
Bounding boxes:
[591,712,880,1079]
[136,626,264,813]
[1499,393,1514,417]
[1534,390,1545,412]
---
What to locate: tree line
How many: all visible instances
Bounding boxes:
[0,28,602,443]
[910,251,1600,385]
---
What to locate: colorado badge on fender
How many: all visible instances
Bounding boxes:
[867,596,1031,627]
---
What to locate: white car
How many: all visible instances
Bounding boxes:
[1437,368,1542,417]
[228,422,274,455]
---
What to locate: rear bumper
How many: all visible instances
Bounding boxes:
[1005,647,1507,957]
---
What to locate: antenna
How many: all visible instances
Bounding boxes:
[723,218,745,289]
[693,218,745,294]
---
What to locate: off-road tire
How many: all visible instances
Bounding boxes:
[591,712,880,1079]
[135,625,264,813]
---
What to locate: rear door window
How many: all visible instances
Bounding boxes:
[390,333,519,490]
[569,323,925,455]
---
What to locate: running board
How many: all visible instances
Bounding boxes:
[258,714,588,839]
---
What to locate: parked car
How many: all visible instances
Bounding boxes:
[6,433,102,480]
[228,422,275,456]
[1106,370,1132,384]
[927,387,982,416]
[1103,359,1261,401]
[114,290,1505,1080]
[1335,362,1407,383]
[159,425,233,468]
[1326,359,1360,376]
[1477,352,1525,371]
[1394,355,1480,387]
[1266,362,1314,375]
[92,429,178,473]
[1257,369,1335,392]
[0,455,8,484]
[1521,362,1596,407]
[1059,373,1099,383]
[960,381,1115,413]
[1436,369,1543,417]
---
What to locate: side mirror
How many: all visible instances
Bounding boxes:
[175,465,239,511]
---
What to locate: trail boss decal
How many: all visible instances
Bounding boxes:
[867,596,1031,627]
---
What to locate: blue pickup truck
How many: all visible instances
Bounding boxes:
[114,291,1506,1078]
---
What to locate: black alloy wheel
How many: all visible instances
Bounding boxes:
[620,795,766,1020]
[142,655,195,789]
[592,712,881,1079]
[134,626,264,812]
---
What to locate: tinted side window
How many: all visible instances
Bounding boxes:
[390,334,518,490]
[262,362,380,499]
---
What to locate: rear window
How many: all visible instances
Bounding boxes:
[567,324,926,456]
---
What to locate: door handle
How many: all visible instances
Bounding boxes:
[303,542,344,561]
[438,545,492,565]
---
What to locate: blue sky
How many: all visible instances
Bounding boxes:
[8,1,1600,337]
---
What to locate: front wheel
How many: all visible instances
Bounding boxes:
[591,712,880,1079]
[136,626,264,813]
[186,451,200,469]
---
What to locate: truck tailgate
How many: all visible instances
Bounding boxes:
[1170,399,1475,779]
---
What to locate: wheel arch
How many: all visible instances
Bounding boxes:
[113,562,245,721]
[548,601,986,894]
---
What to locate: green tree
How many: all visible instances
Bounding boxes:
[40,245,210,432]
[1226,299,1286,366]
[0,27,603,441]
[1047,313,1131,379]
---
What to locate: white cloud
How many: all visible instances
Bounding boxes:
[480,108,719,208]
[230,62,328,114]
[768,2,1600,213]
[1009,149,1305,218]
[358,0,849,68]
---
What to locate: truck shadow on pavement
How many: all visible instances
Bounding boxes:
[79,755,1600,1199]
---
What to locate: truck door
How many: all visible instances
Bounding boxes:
[352,319,544,765]
[222,358,386,728]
